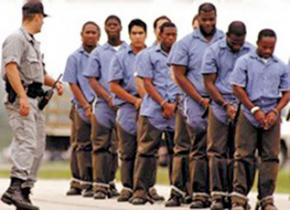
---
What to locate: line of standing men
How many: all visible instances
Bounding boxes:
[58,2,290,210]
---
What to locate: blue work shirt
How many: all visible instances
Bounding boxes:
[168,29,224,129]
[230,51,290,127]
[202,39,254,124]
[108,46,139,135]
[83,42,128,128]
[138,45,179,131]
[63,46,96,122]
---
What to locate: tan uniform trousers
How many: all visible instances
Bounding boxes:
[232,112,280,204]
[170,109,191,197]
[207,109,235,200]
[91,116,118,193]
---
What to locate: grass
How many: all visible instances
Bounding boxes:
[0,162,289,194]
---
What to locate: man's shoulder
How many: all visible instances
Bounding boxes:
[3,30,25,45]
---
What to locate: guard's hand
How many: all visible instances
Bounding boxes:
[56,82,64,96]
[200,98,210,109]
[134,97,142,110]
[226,104,237,121]
[162,102,176,119]
[254,110,266,128]
[264,111,278,130]
[19,95,30,116]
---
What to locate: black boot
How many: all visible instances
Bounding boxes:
[16,187,39,210]
[1,178,39,210]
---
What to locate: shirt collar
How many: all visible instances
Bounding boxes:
[103,41,127,51]
[219,38,252,51]
[249,51,279,63]
[20,27,35,44]
[155,44,169,56]
[192,28,224,43]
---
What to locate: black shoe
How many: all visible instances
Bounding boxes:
[82,186,94,198]
[149,188,164,201]
[165,195,182,207]
[190,199,211,209]
[66,187,82,196]
[1,186,39,210]
[210,199,224,210]
[94,191,107,199]
[182,194,192,204]
[117,189,132,202]
[109,183,119,198]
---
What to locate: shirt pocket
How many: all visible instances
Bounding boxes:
[26,56,42,80]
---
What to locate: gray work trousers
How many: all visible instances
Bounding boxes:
[6,98,45,189]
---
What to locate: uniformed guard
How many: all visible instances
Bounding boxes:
[202,21,253,210]
[134,15,171,202]
[83,15,127,199]
[168,3,224,208]
[1,1,63,210]
[108,19,146,202]
[63,21,100,197]
[230,29,290,210]
[130,22,179,205]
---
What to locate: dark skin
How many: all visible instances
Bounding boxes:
[69,24,100,118]
[143,26,177,119]
[110,25,146,110]
[198,10,217,40]
[88,18,123,109]
[173,10,217,109]
[233,36,290,129]
[204,33,246,120]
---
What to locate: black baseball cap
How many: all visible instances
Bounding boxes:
[22,1,48,17]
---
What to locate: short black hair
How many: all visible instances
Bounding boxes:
[227,21,247,36]
[257,29,276,41]
[128,19,147,34]
[105,15,121,25]
[198,2,216,14]
[160,22,176,34]
[153,16,171,30]
[81,21,100,34]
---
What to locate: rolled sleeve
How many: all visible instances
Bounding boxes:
[63,55,77,84]
[279,65,290,91]
[201,47,218,74]
[2,34,24,68]
[108,55,124,82]
[136,51,153,79]
[167,40,188,66]
[230,57,247,87]
[83,50,101,78]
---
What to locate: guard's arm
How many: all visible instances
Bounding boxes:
[6,62,29,116]
[44,74,64,95]
[6,63,27,99]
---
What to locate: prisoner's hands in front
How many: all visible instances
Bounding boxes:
[226,104,237,121]
[264,111,278,130]
[162,102,176,119]
[254,109,266,128]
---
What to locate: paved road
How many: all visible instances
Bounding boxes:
[0,179,289,210]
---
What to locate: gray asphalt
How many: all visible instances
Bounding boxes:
[0,179,289,210]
